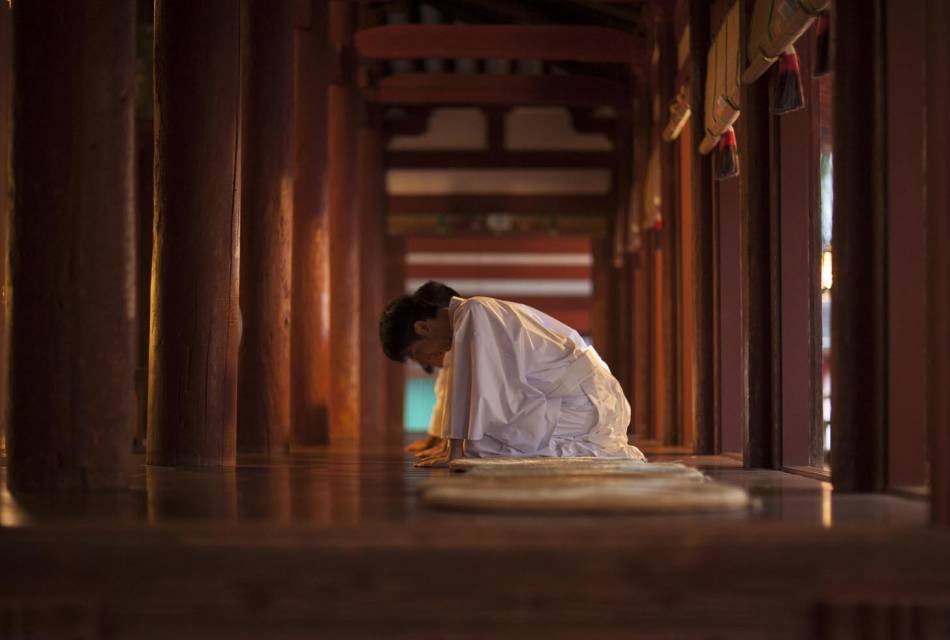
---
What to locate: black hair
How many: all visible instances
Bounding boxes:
[379,294,441,362]
[413,281,460,308]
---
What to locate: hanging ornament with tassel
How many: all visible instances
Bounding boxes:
[773,45,806,114]
[716,126,739,181]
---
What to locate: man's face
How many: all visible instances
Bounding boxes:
[408,336,450,370]
[407,315,452,369]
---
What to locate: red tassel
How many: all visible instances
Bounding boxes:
[716,127,739,181]
[774,47,806,114]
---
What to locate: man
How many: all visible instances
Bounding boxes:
[404,281,459,456]
[379,293,644,467]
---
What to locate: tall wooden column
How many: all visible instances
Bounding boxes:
[656,10,681,448]
[10,2,136,490]
[925,0,950,523]
[591,236,613,366]
[236,0,295,454]
[0,0,11,456]
[736,0,778,469]
[328,0,362,447]
[148,0,241,467]
[291,2,331,446]
[383,235,406,449]
[358,106,389,448]
[831,0,887,492]
[684,4,715,454]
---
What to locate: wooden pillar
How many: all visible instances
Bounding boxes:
[591,236,613,365]
[357,106,388,448]
[292,1,332,446]
[10,2,136,490]
[236,0,295,454]
[925,0,950,523]
[685,2,715,454]
[327,0,362,447]
[383,235,406,449]
[831,0,887,491]
[736,0,778,469]
[148,0,241,467]
[0,0,11,455]
[656,10,680,448]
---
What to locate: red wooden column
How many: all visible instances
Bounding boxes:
[683,4,716,454]
[831,0,887,492]
[357,105,389,448]
[925,0,950,524]
[10,2,136,490]
[148,0,241,467]
[236,0,295,454]
[736,0,778,469]
[0,1,11,455]
[655,9,682,448]
[328,0,362,446]
[291,1,332,445]
[383,235,406,449]
[591,236,614,367]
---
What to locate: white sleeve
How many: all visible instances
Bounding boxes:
[426,368,447,437]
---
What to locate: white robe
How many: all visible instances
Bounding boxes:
[438,296,645,459]
[426,368,447,438]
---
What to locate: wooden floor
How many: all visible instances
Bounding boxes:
[1,446,947,639]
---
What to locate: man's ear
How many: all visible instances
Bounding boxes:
[413,319,430,336]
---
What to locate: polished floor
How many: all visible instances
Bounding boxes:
[0,447,944,640]
[0,445,928,529]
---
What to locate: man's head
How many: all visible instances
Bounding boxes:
[413,280,460,307]
[379,294,454,370]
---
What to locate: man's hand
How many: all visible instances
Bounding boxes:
[415,438,463,468]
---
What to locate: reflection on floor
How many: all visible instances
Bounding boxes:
[0,448,946,639]
[0,448,928,528]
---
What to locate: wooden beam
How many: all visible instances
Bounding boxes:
[657,9,681,448]
[388,194,614,215]
[11,0,138,488]
[370,73,631,107]
[687,0,715,454]
[737,0,779,469]
[385,150,616,169]
[831,0,887,492]
[925,0,950,523]
[356,24,646,66]
[291,2,332,446]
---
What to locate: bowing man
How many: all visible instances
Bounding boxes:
[379,293,645,467]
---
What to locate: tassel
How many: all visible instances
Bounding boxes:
[773,46,806,114]
[814,12,831,77]
[716,127,739,181]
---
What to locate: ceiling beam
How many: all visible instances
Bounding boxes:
[388,194,615,215]
[369,73,630,107]
[356,24,646,66]
[386,150,617,169]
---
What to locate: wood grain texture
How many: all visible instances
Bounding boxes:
[148,0,241,468]
[737,0,778,469]
[371,73,631,107]
[356,24,646,65]
[237,0,295,455]
[688,0,716,454]
[10,1,137,489]
[291,2,332,446]
[328,0,362,446]
[926,0,950,524]
[830,0,887,492]
[656,10,681,448]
